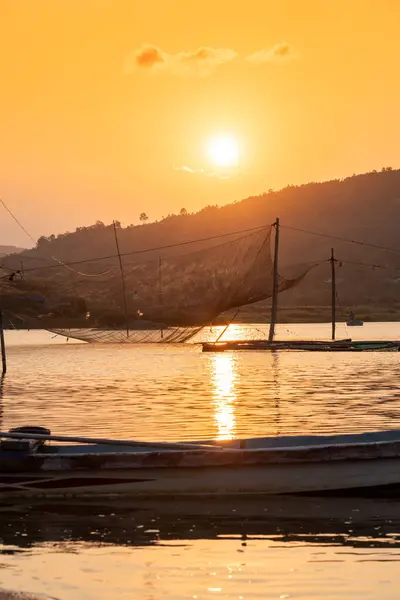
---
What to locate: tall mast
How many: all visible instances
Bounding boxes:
[330,247,336,341]
[0,309,6,377]
[113,221,130,339]
[268,217,280,342]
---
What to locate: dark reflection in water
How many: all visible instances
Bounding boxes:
[1,499,400,598]
[1,497,400,551]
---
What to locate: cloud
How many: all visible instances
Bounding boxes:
[174,165,196,174]
[246,43,297,64]
[126,45,237,77]
[135,45,165,68]
[174,165,233,179]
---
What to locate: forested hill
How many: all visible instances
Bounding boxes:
[3,168,400,320]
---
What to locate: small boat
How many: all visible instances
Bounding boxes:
[295,341,399,352]
[202,340,400,352]
[2,426,400,499]
[346,310,364,327]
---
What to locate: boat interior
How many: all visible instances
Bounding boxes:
[1,427,400,455]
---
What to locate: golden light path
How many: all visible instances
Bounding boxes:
[211,352,238,440]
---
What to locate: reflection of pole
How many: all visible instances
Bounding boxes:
[272,351,281,435]
[0,310,6,377]
[158,255,164,340]
[330,248,336,341]
[268,218,280,342]
[113,221,129,339]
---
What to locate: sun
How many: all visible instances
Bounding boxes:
[207,134,239,168]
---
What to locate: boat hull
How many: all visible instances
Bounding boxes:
[201,340,400,352]
[2,439,400,498]
[1,459,400,498]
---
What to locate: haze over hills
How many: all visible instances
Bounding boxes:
[0,245,25,256]
[3,168,400,322]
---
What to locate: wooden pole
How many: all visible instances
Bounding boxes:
[113,221,130,339]
[214,308,240,344]
[331,247,336,341]
[0,430,222,450]
[268,218,280,342]
[158,255,164,340]
[0,310,6,377]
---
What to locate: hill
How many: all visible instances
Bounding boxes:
[2,168,400,324]
[0,245,25,256]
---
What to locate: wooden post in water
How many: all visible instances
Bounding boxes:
[268,218,280,342]
[0,310,6,377]
[158,255,164,340]
[331,247,336,341]
[113,221,130,339]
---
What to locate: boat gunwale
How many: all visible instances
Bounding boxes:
[3,438,400,472]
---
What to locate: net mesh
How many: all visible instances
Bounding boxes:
[1,226,309,343]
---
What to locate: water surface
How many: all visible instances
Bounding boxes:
[1,325,400,599]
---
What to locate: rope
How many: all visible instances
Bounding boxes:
[281,224,400,256]
[1,224,272,277]
[0,197,113,278]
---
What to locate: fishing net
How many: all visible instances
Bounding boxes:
[0,226,309,343]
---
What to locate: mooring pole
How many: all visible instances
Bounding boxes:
[0,310,6,377]
[331,247,336,341]
[158,255,164,340]
[268,218,280,342]
[113,221,130,339]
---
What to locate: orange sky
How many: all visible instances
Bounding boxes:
[1,0,399,246]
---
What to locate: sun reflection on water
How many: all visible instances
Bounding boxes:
[211,353,238,440]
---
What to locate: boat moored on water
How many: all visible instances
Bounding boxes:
[201,339,400,352]
[2,427,400,499]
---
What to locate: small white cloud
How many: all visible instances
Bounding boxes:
[174,165,196,173]
[174,165,234,179]
[246,43,297,64]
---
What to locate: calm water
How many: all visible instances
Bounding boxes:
[1,324,400,599]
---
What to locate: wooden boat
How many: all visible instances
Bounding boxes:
[2,427,400,499]
[202,340,400,352]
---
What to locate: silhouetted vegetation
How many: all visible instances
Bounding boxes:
[3,168,400,323]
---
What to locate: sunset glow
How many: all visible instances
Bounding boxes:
[207,135,239,168]
[1,1,400,246]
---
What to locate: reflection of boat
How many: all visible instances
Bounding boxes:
[3,427,400,498]
[2,495,400,550]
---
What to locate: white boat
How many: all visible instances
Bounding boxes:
[1,427,400,499]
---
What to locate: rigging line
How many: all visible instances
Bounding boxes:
[339,259,400,271]
[0,226,269,265]
[0,197,36,244]
[281,224,400,255]
[8,224,272,276]
[283,258,329,269]
[48,255,114,277]
[0,197,111,278]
